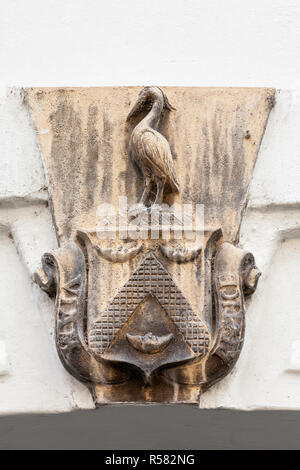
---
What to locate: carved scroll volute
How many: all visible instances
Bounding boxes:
[35,242,129,385]
[203,242,261,390]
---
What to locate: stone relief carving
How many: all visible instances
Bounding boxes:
[127,86,179,206]
[28,86,275,404]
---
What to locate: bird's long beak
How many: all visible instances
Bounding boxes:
[126,96,145,121]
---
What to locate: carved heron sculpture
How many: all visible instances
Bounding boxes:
[127,86,179,206]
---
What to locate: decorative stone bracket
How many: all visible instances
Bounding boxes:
[28,85,273,404]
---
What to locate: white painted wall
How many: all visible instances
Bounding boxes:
[1,0,300,88]
[0,0,300,415]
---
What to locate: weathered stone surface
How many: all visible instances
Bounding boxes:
[26,87,275,243]
[28,87,274,404]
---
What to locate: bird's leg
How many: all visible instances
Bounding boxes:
[139,172,152,206]
[154,176,165,206]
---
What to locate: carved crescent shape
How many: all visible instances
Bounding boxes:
[96,243,143,263]
[127,332,173,354]
[159,244,201,263]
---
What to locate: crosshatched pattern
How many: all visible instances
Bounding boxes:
[89,252,210,355]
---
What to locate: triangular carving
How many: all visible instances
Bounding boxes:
[89,252,210,356]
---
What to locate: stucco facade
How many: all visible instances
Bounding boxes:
[0,0,300,449]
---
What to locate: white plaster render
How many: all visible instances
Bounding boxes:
[286,341,300,373]
[1,0,300,88]
[0,341,10,376]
